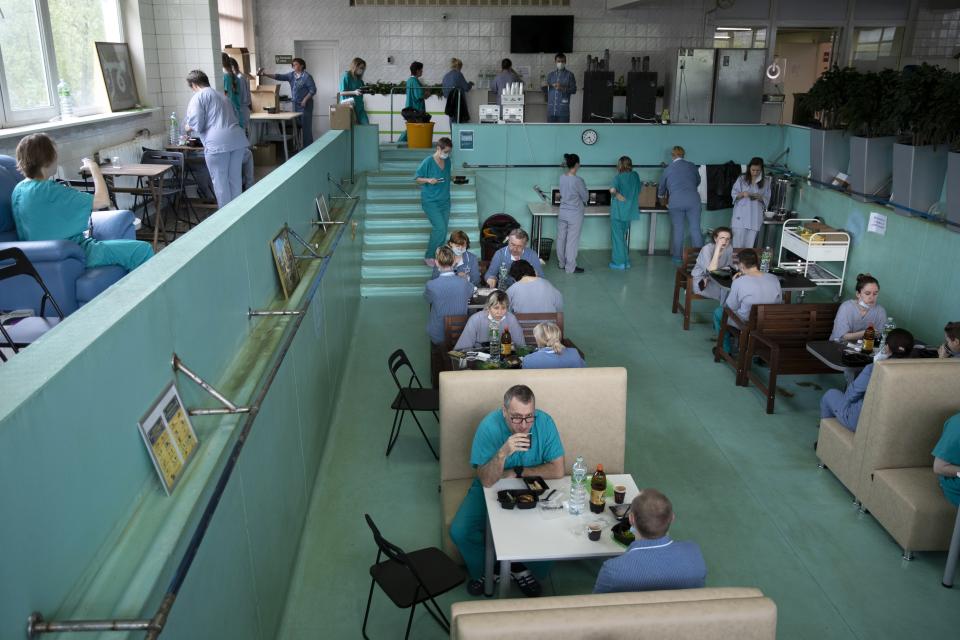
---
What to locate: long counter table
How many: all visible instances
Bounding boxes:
[527,202,670,256]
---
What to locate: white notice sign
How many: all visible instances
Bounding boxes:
[867,212,887,235]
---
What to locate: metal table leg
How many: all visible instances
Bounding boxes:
[498,559,511,598]
[647,211,658,255]
[943,506,960,588]
[280,120,289,162]
[151,175,166,251]
[483,517,495,597]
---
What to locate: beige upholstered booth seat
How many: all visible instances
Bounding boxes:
[449,587,777,640]
[816,359,960,554]
[439,367,627,562]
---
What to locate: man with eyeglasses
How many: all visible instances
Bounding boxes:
[450,384,565,597]
[484,228,544,289]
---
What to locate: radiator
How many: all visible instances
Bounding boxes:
[98,133,166,209]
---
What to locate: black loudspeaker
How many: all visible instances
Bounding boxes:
[581,71,614,122]
[626,72,658,122]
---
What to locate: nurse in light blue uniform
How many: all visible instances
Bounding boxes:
[431,230,481,286]
[415,137,453,265]
[398,61,426,144]
[557,153,588,274]
[339,57,369,125]
[730,157,771,249]
[491,58,521,107]
[184,70,250,209]
[522,322,584,369]
[11,134,152,271]
[712,249,781,352]
[691,226,734,303]
[258,58,317,147]
[454,291,526,351]
[830,274,887,342]
[609,155,641,270]
[658,145,703,262]
[544,53,577,123]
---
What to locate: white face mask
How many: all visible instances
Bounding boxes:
[630,525,639,537]
[857,299,872,309]
[439,151,450,159]
[556,62,565,70]
[452,246,465,256]
[874,350,890,362]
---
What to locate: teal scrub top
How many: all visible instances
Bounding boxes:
[611,171,641,221]
[405,76,425,111]
[339,72,368,124]
[223,73,244,126]
[415,155,451,203]
[470,409,565,474]
[933,413,960,506]
[12,179,92,242]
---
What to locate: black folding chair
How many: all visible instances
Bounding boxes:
[137,148,198,238]
[387,349,440,460]
[361,514,465,640]
[0,248,65,361]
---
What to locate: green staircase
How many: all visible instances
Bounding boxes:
[361,146,480,297]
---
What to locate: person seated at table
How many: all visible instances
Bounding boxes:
[830,273,887,342]
[933,412,960,507]
[712,248,782,352]
[484,228,543,289]
[450,384,565,596]
[430,230,481,286]
[11,134,153,271]
[454,290,526,351]
[938,321,960,359]
[690,226,734,304]
[593,488,706,594]
[522,322,583,369]
[820,328,914,432]
[506,260,563,314]
[426,245,476,386]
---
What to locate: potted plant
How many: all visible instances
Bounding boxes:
[944,71,960,226]
[843,69,900,198]
[891,64,952,214]
[804,65,857,183]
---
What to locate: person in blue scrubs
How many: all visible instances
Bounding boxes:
[609,155,640,270]
[338,57,369,125]
[691,226,734,303]
[830,274,887,342]
[228,57,252,133]
[442,58,473,123]
[415,137,452,266]
[258,58,317,147]
[11,134,152,271]
[819,329,914,431]
[425,245,475,386]
[431,230,481,286]
[938,321,960,359]
[398,61,426,144]
[522,322,584,369]
[544,53,577,123]
[184,70,250,209]
[658,146,703,263]
[484,229,543,288]
[730,157,771,249]
[450,384,565,596]
[557,153,587,274]
[712,248,781,352]
[933,413,960,507]
[491,58,521,107]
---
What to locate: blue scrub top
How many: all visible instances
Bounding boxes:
[933,413,960,506]
[274,70,317,112]
[405,76,425,111]
[339,71,368,124]
[223,73,244,126]
[469,408,564,474]
[611,171,641,221]
[415,155,451,203]
[442,70,471,99]
[658,158,701,209]
[545,68,577,116]
[12,179,92,242]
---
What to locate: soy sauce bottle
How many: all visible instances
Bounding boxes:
[501,327,513,356]
[863,324,876,355]
[590,464,607,513]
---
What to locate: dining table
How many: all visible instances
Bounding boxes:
[709,267,818,303]
[82,163,174,251]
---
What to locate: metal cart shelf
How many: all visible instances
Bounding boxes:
[778,218,850,299]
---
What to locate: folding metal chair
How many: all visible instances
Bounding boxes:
[0,248,65,361]
[387,349,440,460]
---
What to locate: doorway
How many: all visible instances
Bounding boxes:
[774,28,838,125]
[294,40,339,137]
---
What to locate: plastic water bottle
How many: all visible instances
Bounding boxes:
[760,246,772,272]
[169,112,179,145]
[498,261,509,291]
[876,317,896,355]
[568,456,587,515]
[57,79,74,119]
[488,318,501,361]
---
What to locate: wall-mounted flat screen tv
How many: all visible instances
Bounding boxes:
[510,15,574,54]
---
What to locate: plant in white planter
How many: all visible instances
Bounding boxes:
[844,69,900,198]
[891,64,954,215]
[943,72,960,226]
[804,66,856,183]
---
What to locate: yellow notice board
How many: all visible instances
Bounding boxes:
[138,383,199,495]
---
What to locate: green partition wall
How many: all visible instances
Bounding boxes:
[0,130,367,639]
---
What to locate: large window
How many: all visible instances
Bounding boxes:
[851,26,903,72]
[0,0,122,127]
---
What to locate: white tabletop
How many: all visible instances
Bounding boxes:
[484,473,639,562]
[527,202,668,217]
[250,111,302,120]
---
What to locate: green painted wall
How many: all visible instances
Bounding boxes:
[0,130,370,639]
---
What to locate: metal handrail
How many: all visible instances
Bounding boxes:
[26,193,362,639]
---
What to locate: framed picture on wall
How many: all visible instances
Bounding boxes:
[95,42,141,111]
[270,226,301,299]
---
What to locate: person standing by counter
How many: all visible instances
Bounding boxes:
[257,58,317,147]
[415,137,453,266]
[491,58,521,107]
[544,53,576,123]
[338,57,369,125]
[730,157,771,249]
[398,61,426,144]
[557,153,587,274]
[608,155,641,270]
[658,146,703,264]
[442,58,473,124]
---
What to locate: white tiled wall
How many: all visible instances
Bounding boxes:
[911,7,960,59]
[253,0,714,96]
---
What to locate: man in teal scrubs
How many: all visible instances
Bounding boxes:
[934,413,960,507]
[398,61,425,143]
[414,137,453,265]
[450,384,565,597]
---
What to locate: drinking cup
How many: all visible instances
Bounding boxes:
[614,485,626,504]
[587,522,602,541]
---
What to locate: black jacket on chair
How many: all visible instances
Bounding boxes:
[706,161,741,210]
[444,88,470,123]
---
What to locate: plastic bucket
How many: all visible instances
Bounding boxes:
[406,122,435,148]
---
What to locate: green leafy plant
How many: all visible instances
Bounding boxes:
[894,63,955,148]
[365,80,443,98]
[842,69,901,138]
[804,65,858,130]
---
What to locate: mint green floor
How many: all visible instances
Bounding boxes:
[277,250,959,640]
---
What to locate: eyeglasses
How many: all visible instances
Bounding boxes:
[508,414,535,424]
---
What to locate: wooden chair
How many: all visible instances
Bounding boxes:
[671,246,704,330]
[514,311,564,344]
[743,303,840,413]
[443,315,468,352]
[714,304,760,386]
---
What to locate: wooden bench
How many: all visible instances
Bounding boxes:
[743,303,840,413]
[672,246,749,330]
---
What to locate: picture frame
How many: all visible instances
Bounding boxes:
[315,194,331,227]
[95,42,141,111]
[270,226,301,299]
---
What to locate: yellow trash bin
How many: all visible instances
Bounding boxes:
[406,122,435,148]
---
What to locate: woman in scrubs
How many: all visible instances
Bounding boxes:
[339,57,369,125]
[830,274,888,342]
[11,134,152,271]
[557,153,587,274]
[257,58,317,147]
[522,322,584,369]
[222,53,244,128]
[691,226,734,303]
[398,61,425,144]
[730,157,771,249]
[608,155,640,270]
[415,137,453,266]
[454,290,526,351]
